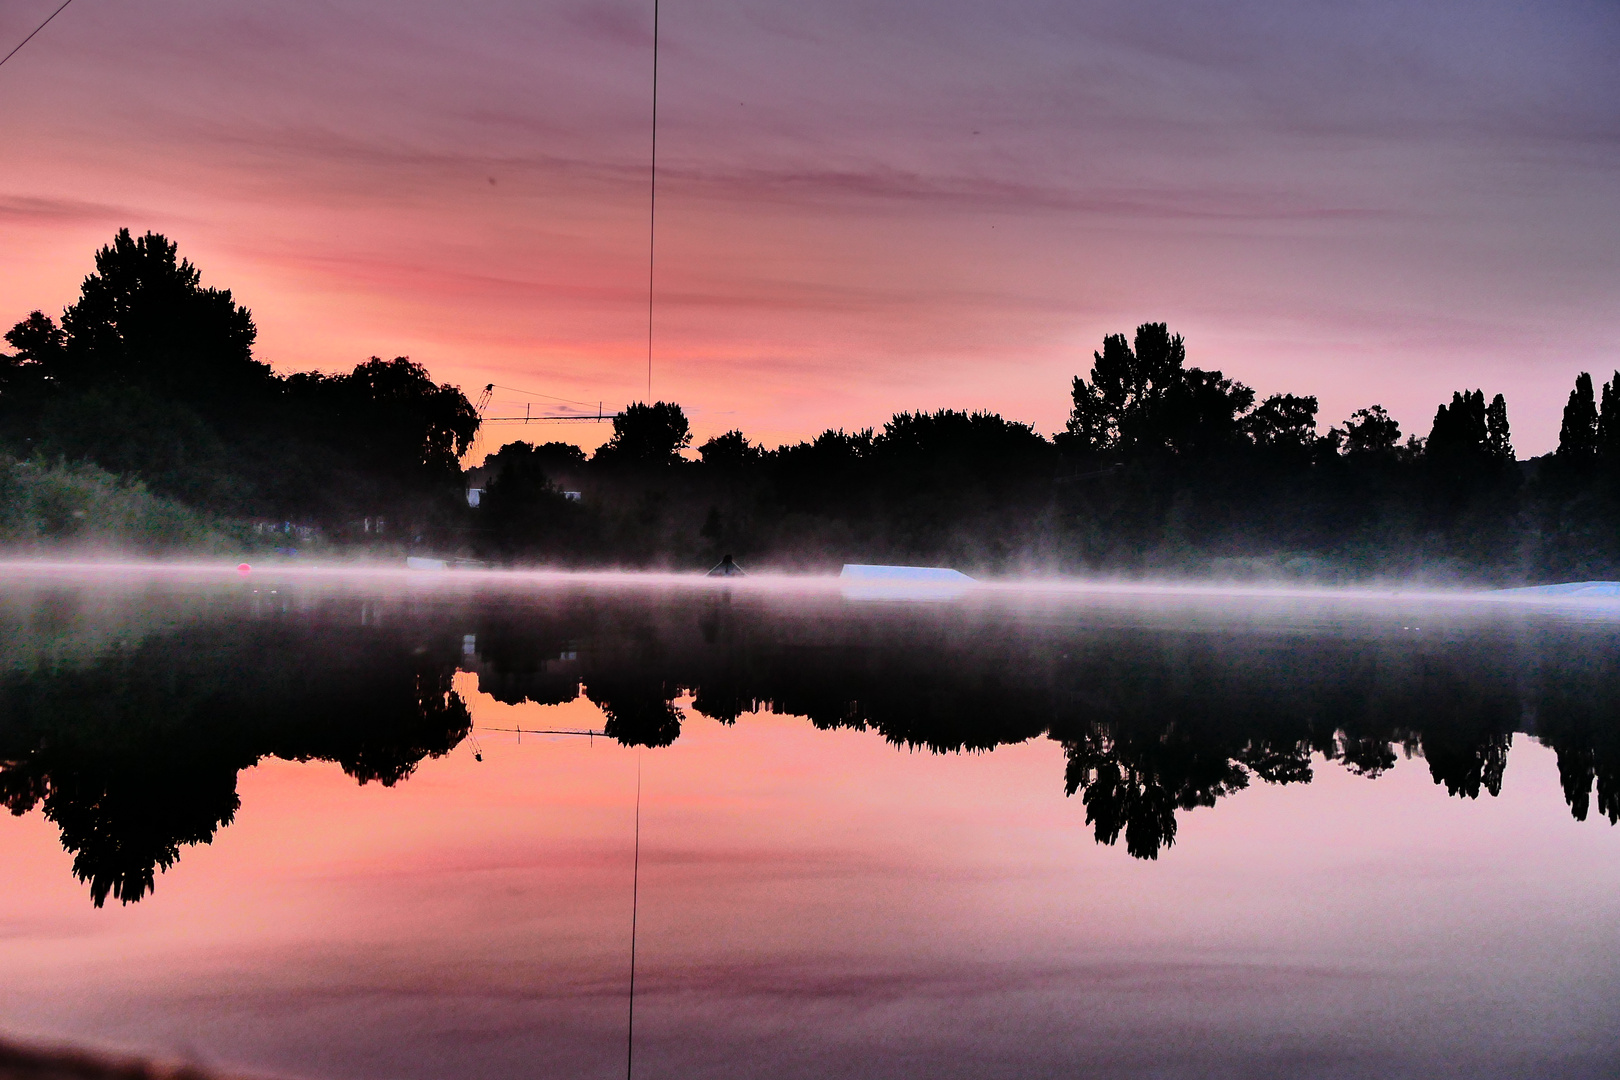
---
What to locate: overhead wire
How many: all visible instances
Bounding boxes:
[0,0,75,71]
[479,0,661,425]
[475,725,603,738]
[646,0,660,402]
[488,382,604,410]
[626,754,642,1080]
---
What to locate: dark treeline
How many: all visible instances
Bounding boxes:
[5,584,1618,904]
[8,231,1620,578]
[478,331,1620,581]
[2,230,477,541]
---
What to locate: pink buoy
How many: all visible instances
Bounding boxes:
[237,563,252,576]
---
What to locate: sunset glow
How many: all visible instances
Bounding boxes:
[4,0,1616,453]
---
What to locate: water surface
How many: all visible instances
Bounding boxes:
[2,567,1618,1078]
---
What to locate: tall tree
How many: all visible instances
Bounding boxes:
[1064,323,1253,460]
[284,356,480,500]
[1161,368,1255,455]
[1064,323,1187,457]
[698,430,763,471]
[1247,394,1320,452]
[1484,393,1513,461]
[55,229,265,402]
[592,401,692,467]
[3,232,268,502]
[0,311,61,403]
[1596,373,1620,464]
[1428,390,1488,461]
[1342,405,1401,456]
[1558,372,1599,459]
[478,441,575,556]
[2,310,65,367]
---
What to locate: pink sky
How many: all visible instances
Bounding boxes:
[2,0,1617,455]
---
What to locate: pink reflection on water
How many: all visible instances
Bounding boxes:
[1,664,1619,1078]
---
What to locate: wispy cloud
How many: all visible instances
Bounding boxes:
[1,0,1616,453]
[0,195,131,223]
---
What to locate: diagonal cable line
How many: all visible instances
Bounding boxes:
[0,0,75,71]
[489,382,604,410]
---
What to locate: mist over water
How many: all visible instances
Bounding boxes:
[2,564,1618,1078]
[0,555,1600,600]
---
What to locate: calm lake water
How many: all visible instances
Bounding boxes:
[2,567,1619,1079]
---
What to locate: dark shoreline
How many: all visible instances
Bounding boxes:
[0,1037,243,1080]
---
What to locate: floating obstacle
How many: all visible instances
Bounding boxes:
[707,554,746,577]
[1499,581,1620,599]
[838,563,976,601]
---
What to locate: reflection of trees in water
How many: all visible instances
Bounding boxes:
[1,617,468,905]
[0,747,243,907]
[463,599,1620,859]
[588,676,684,747]
[1534,646,1620,825]
[6,588,1620,902]
[1061,728,1250,859]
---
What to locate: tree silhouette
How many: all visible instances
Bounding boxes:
[474,440,577,556]
[2,309,64,373]
[1063,323,1188,458]
[698,430,763,471]
[593,401,692,467]
[1062,323,1259,464]
[1161,367,1255,455]
[1428,391,1487,460]
[1558,373,1599,460]
[1596,373,1620,466]
[1247,394,1320,452]
[1485,394,1513,460]
[1343,405,1402,456]
[18,227,1620,583]
[54,229,263,400]
[1,230,480,529]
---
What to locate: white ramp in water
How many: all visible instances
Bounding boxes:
[839,564,976,601]
[1499,581,1620,599]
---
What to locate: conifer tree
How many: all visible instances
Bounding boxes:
[1558,372,1599,459]
[1596,373,1620,464]
[1485,394,1513,461]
